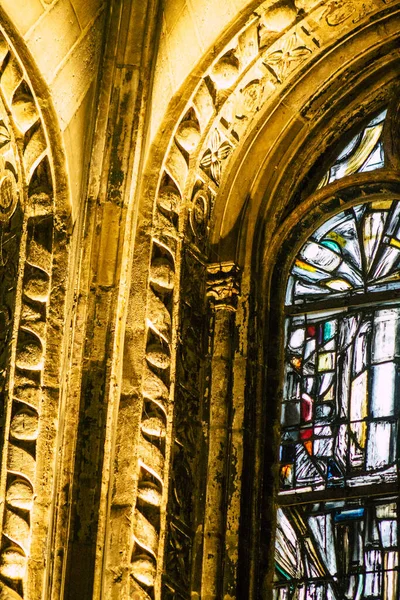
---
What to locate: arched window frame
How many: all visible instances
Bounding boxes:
[260,98,400,598]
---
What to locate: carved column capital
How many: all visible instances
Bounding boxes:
[206,262,241,311]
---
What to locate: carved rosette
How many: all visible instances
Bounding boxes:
[0,27,66,600]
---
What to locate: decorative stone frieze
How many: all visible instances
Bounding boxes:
[200,129,232,186]
[262,32,312,84]
[130,237,177,599]
[0,24,69,600]
[210,53,240,90]
[113,1,400,599]
[162,246,208,599]
[153,0,399,250]
[129,175,182,600]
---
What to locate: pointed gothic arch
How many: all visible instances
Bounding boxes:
[0,15,71,600]
[98,1,400,598]
[269,170,400,600]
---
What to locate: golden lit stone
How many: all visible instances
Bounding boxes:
[6,479,34,511]
[11,96,38,133]
[137,483,162,507]
[131,557,156,587]
[24,266,50,302]
[146,343,170,370]
[10,408,39,441]
[149,257,175,292]
[142,369,169,403]
[210,55,239,90]
[157,185,180,215]
[0,549,26,580]
[141,416,166,438]
[175,119,201,153]
[260,5,296,32]
[3,511,30,551]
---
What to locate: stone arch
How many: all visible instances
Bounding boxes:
[259,171,400,591]
[105,1,400,598]
[0,0,106,218]
[0,14,71,600]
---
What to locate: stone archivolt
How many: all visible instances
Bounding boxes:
[130,237,177,598]
[0,25,69,600]
[123,2,400,598]
[161,0,398,205]
[0,1,398,599]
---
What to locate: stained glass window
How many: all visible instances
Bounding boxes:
[274,107,400,599]
[318,110,386,189]
[286,200,400,306]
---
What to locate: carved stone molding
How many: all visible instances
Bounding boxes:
[130,235,178,599]
[0,21,70,600]
[200,262,242,597]
[157,0,400,247]
[162,247,208,599]
[119,2,400,599]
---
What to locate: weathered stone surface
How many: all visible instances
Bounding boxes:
[0,26,69,600]
[141,416,166,439]
[157,185,181,216]
[147,291,171,338]
[131,557,156,587]
[7,446,35,482]
[175,119,201,153]
[133,509,159,555]
[142,369,169,404]
[15,330,43,370]
[145,343,171,370]
[23,267,50,303]
[210,54,240,90]
[149,257,175,292]
[10,409,39,442]
[6,480,34,511]
[11,94,38,133]
[137,482,162,507]
[0,3,397,600]
[3,511,30,551]
[0,549,26,581]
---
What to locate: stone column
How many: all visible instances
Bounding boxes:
[201,262,240,599]
[51,2,163,599]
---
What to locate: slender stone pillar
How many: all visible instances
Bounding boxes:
[201,263,240,599]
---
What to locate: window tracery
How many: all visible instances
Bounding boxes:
[274,105,400,600]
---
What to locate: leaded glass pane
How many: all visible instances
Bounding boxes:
[286,201,400,307]
[281,308,400,493]
[276,197,400,599]
[275,499,399,599]
[318,110,386,189]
